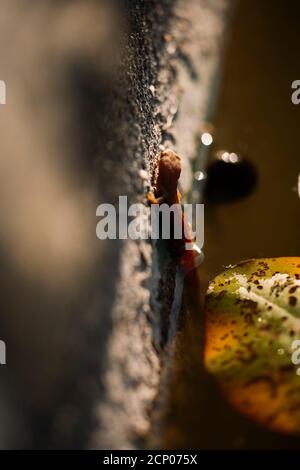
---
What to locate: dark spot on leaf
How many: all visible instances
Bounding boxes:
[245,313,254,325]
[289,286,298,294]
[289,296,298,307]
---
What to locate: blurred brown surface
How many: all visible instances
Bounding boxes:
[0,0,175,449]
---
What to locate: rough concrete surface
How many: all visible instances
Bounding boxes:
[92,0,230,450]
[0,0,229,449]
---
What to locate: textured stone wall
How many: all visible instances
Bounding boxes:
[0,0,229,449]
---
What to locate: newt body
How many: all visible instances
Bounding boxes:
[148,149,201,278]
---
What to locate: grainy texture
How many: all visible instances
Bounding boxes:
[0,0,229,449]
[91,0,230,449]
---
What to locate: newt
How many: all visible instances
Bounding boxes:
[147,149,202,279]
[147,149,182,206]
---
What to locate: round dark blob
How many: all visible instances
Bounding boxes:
[289,296,297,307]
[204,151,258,203]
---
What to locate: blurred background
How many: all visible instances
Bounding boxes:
[0,0,299,451]
[162,0,300,450]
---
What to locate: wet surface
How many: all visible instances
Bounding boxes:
[162,0,300,449]
[204,150,258,203]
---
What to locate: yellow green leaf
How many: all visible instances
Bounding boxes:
[204,257,300,434]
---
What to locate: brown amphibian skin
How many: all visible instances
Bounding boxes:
[147,149,199,281]
[147,149,182,206]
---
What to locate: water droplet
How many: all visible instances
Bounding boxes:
[139,169,148,181]
[167,43,176,55]
[277,348,285,355]
[149,85,156,96]
[201,132,213,146]
[217,151,240,164]
[194,170,207,181]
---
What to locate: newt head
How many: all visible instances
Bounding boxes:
[148,149,181,205]
[158,149,181,197]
